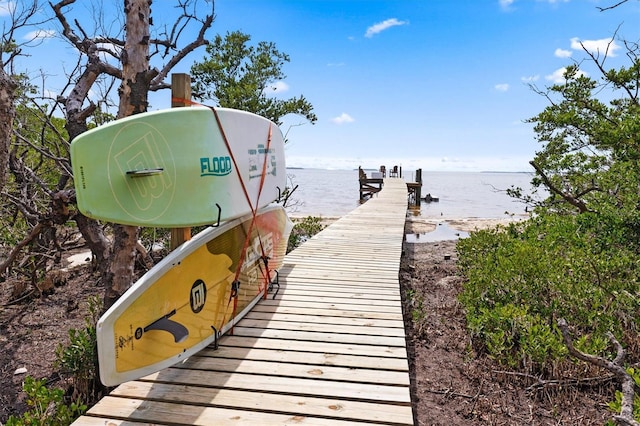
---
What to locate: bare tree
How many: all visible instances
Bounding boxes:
[46,0,213,307]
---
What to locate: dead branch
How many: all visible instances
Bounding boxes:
[597,0,630,12]
[529,161,594,213]
[151,2,215,90]
[423,387,476,399]
[0,222,45,279]
[135,241,154,271]
[558,318,639,426]
[493,369,615,392]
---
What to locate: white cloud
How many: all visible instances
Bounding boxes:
[24,29,56,41]
[499,0,514,10]
[267,81,289,94]
[494,83,509,92]
[331,113,354,124]
[503,0,568,10]
[545,68,567,84]
[365,18,408,38]
[570,37,621,57]
[521,75,540,83]
[554,48,572,58]
[0,1,15,16]
[545,67,588,84]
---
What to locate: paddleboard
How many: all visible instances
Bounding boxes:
[96,204,293,386]
[70,106,285,227]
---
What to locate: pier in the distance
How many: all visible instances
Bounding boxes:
[359,165,423,206]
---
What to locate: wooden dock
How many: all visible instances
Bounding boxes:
[359,166,422,207]
[73,178,412,425]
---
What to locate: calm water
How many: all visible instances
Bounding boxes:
[284,168,540,220]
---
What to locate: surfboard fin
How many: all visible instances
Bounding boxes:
[144,310,189,343]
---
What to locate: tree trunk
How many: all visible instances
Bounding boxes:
[0,68,17,192]
[63,62,111,279]
[104,0,153,309]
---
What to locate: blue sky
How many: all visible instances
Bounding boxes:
[8,0,640,171]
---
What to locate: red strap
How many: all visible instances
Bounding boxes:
[208,106,274,330]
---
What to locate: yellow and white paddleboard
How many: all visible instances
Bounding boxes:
[96,204,292,386]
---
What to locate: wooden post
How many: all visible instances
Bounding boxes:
[415,168,422,206]
[170,73,192,250]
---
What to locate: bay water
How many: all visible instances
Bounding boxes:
[284,168,540,220]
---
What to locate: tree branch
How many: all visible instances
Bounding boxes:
[529,160,593,213]
[597,0,630,12]
[558,318,639,426]
[0,222,45,279]
[151,6,214,90]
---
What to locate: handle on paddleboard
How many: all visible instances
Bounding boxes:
[126,168,164,177]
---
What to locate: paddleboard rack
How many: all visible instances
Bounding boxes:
[210,326,220,350]
[230,280,241,298]
[211,203,222,227]
[268,270,280,299]
[261,256,280,299]
[277,184,298,206]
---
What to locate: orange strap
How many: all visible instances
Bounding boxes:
[172,98,277,329]
[207,106,274,330]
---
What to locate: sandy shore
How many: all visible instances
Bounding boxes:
[290,213,525,235]
[405,216,526,234]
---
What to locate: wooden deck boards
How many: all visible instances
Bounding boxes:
[73,177,413,425]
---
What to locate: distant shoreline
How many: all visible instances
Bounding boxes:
[285,167,532,174]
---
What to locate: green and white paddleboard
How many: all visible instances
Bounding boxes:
[70,106,285,227]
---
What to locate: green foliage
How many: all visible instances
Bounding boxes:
[459,12,640,418]
[5,376,86,426]
[191,30,317,126]
[457,213,640,373]
[526,60,640,217]
[287,216,325,252]
[55,296,102,402]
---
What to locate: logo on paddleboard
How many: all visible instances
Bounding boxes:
[248,144,277,179]
[108,122,177,222]
[200,156,232,177]
[190,279,207,313]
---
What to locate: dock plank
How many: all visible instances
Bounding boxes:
[197,345,409,370]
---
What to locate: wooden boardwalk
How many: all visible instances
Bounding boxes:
[73,178,412,425]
